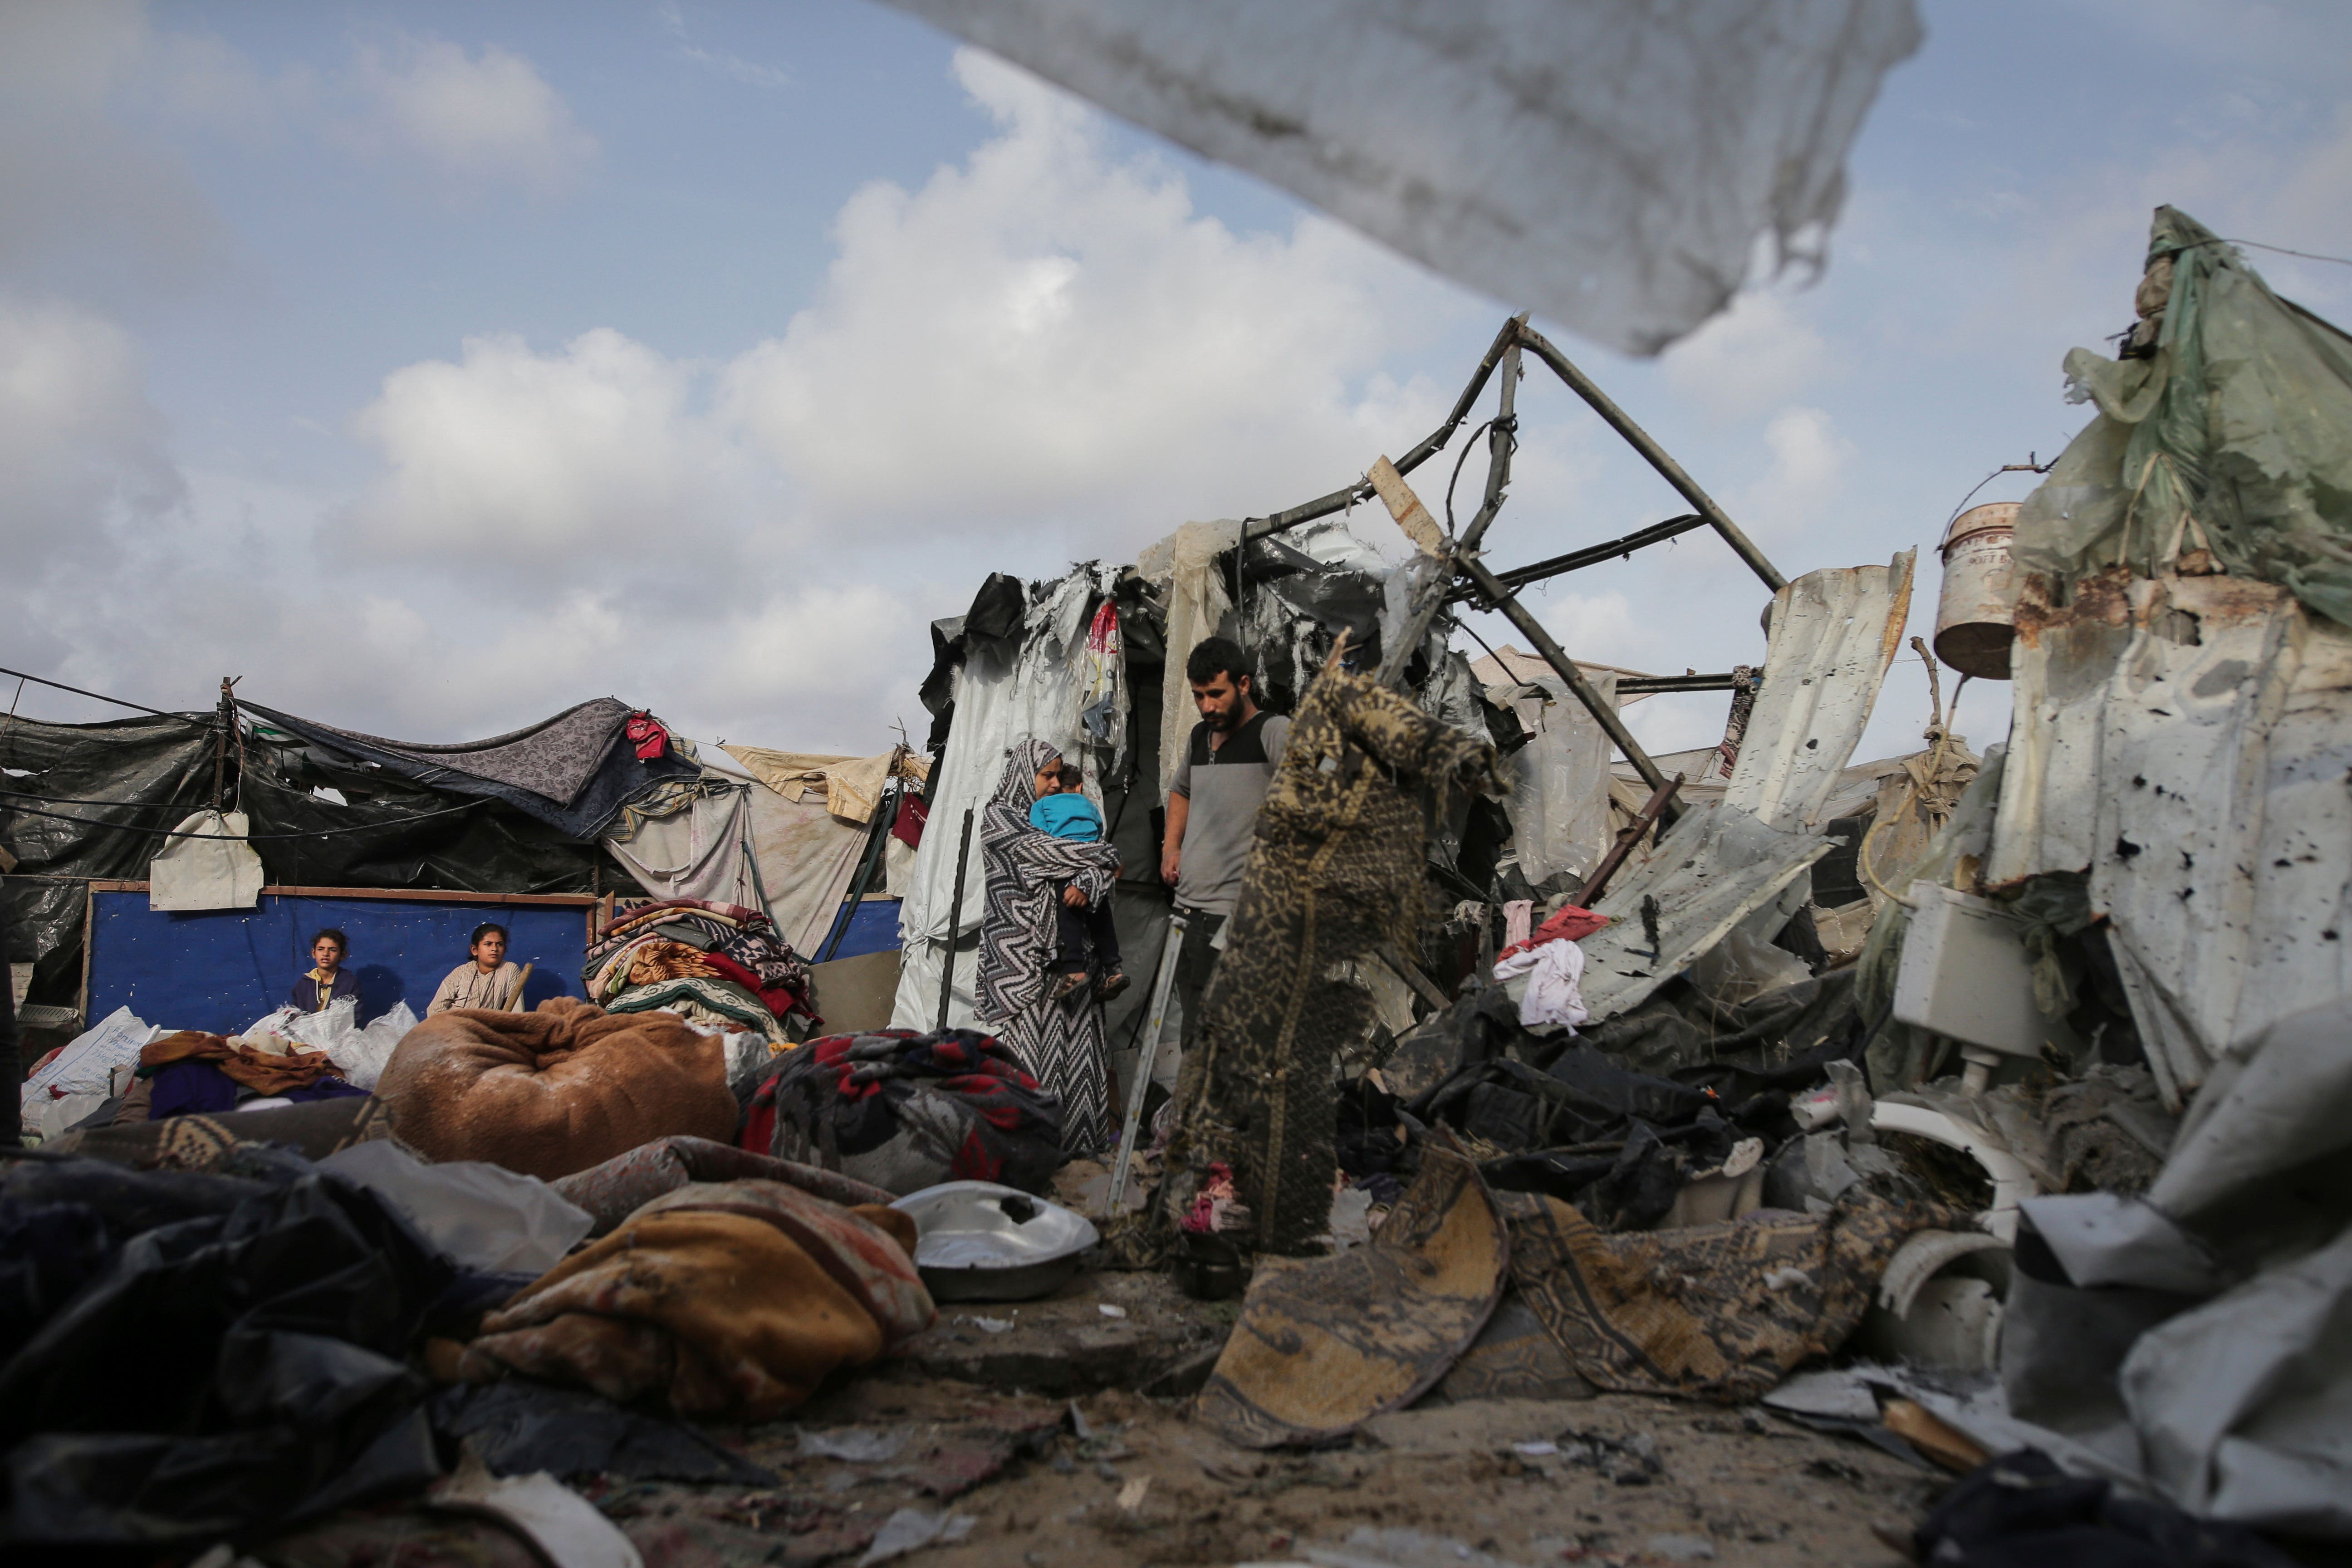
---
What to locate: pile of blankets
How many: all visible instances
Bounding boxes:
[740,1029,1066,1196]
[129,1029,368,1122]
[580,897,817,1044]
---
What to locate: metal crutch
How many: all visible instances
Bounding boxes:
[1105,912,1187,1214]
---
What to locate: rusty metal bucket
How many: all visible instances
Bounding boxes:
[1935,502,2019,678]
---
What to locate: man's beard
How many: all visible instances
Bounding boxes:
[1203,703,1241,731]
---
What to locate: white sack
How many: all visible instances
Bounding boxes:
[320,1140,593,1276]
[148,809,265,910]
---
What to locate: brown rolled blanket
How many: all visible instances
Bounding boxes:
[139,1030,347,1095]
[374,996,735,1179]
[457,1178,935,1421]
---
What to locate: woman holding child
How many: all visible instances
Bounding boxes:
[975,739,1126,1152]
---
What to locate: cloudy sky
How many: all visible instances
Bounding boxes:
[5,1,2351,768]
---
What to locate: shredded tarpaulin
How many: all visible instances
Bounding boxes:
[457,1178,933,1422]
[376,999,736,1181]
[878,0,1921,356]
[1194,1138,1505,1448]
[1078,598,1122,744]
[740,1029,1065,1197]
[723,745,929,825]
[2017,206,2352,627]
[1498,1188,1954,1404]
[1170,667,1499,1255]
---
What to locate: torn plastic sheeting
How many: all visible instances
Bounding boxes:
[318,1141,594,1277]
[2015,207,2352,630]
[892,568,1120,1029]
[1497,668,1618,884]
[1575,801,1834,1025]
[0,1171,455,1547]
[880,0,1921,357]
[428,1455,643,1568]
[1724,551,1916,833]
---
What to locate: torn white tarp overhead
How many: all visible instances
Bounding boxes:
[880,0,1922,355]
[1724,551,1916,833]
[147,809,264,911]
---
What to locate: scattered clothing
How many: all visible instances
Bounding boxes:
[137,1029,348,1096]
[375,998,736,1181]
[146,1058,367,1121]
[289,966,362,1014]
[429,960,524,1015]
[740,1029,1066,1196]
[1502,898,1533,949]
[975,740,1122,1151]
[1498,902,1610,960]
[1170,709,1292,917]
[581,897,814,1021]
[1492,936,1590,1029]
[42,1092,397,1170]
[457,1178,933,1422]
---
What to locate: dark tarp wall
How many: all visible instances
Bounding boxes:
[240,742,601,896]
[242,701,698,841]
[0,714,218,1011]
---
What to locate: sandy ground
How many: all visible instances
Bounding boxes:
[799,1374,1937,1568]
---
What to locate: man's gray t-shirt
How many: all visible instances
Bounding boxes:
[1170,711,1290,916]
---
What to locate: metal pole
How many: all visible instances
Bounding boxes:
[1580,773,1684,904]
[210,677,233,811]
[1457,554,1677,813]
[1106,911,1187,1214]
[1378,341,1523,688]
[1514,323,1787,593]
[934,807,976,1032]
[1240,315,1524,547]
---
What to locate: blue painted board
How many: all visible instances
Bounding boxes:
[88,891,589,1033]
[830,897,903,960]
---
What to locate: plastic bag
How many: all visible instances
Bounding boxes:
[318,1142,592,1275]
[241,999,418,1091]
[18,1005,158,1106]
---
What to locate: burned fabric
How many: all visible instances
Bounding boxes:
[375,998,735,1181]
[975,739,1122,1150]
[458,1178,933,1422]
[549,1133,896,1235]
[1499,1187,1951,1404]
[0,1169,452,1548]
[1194,1140,1507,1448]
[1172,668,1499,1255]
[739,1029,1064,1196]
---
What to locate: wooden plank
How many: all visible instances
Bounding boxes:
[82,880,598,907]
[1367,455,1445,558]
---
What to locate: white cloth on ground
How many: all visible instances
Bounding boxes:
[1492,938,1588,1030]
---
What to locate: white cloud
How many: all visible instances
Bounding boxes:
[1660,292,1837,423]
[719,50,1467,550]
[0,294,182,577]
[345,328,739,565]
[1741,406,1858,547]
[348,38,596,193]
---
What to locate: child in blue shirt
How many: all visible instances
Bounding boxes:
[1030,764,1127,1004]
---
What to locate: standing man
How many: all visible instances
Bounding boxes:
[1161,637,1290,1054]
[429,923,524,1014]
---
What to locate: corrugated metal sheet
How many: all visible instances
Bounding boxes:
[1981,568,2352,1108]
[1579,801,1833,1023]
[1725,551,1916,832]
